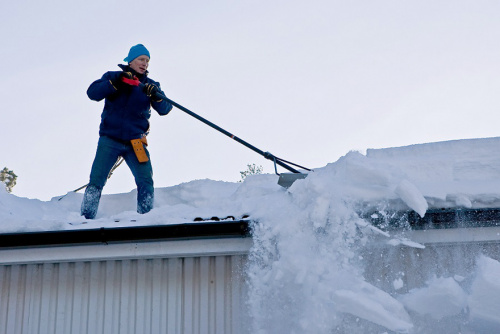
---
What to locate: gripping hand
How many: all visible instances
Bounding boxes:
[121,71,134,80]
[120,72,140,86]
[112,71,138,90]
[144,83,160,100]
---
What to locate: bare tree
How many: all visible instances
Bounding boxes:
[239,163,263,182]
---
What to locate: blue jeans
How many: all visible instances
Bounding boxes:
[81,136,154,219]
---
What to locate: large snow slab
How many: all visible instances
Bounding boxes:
[468,255,500,328]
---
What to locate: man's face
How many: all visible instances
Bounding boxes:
[129,55,150,74]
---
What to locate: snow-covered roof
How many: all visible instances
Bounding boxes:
[2,137,500,234]
[0,221,250,249]
[3,137,500,332]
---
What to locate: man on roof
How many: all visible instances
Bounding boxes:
[81,44,172,219]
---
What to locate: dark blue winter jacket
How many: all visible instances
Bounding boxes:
[87,64,172,141]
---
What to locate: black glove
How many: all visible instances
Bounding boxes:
[120,71,134,80]
[144,83,160,99]
[112,71,136,90]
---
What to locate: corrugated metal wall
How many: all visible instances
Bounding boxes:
[0,256,249,334]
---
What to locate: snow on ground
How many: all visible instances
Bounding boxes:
[2,137,500,333]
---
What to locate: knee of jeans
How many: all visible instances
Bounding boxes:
[89,172,109,188]
[135,176,153,189]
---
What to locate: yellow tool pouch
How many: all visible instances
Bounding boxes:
[130,137,149,163]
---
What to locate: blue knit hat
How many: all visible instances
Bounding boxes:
[124,44,150,63]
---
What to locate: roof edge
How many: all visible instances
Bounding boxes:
[0,221,251,249]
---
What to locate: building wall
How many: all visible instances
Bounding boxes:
[0,255,250,334]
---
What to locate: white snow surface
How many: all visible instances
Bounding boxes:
[399,276,468,320]
[3,137,500,333]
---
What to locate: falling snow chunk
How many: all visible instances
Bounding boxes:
[387,238,425,249]
[453,194,473,208]
[399,276,468,320]
[393,278,404,290]
[394,179,428,217]
[332,280,413,333]
[468,255,500,328]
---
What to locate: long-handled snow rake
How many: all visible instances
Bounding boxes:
[62,79,310,199]
[139,81,311,187]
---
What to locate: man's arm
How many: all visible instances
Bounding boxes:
[146,81,173,115]
[87,72,121,102]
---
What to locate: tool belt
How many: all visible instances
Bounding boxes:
[130,137,149,163]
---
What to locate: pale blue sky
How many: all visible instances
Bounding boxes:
[2,1,500,200]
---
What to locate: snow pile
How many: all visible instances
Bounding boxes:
[399,276,468,320]
[468,255,500,330]
[2,137,500,332]
[245,170,415,333]
[366,136,500,208]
